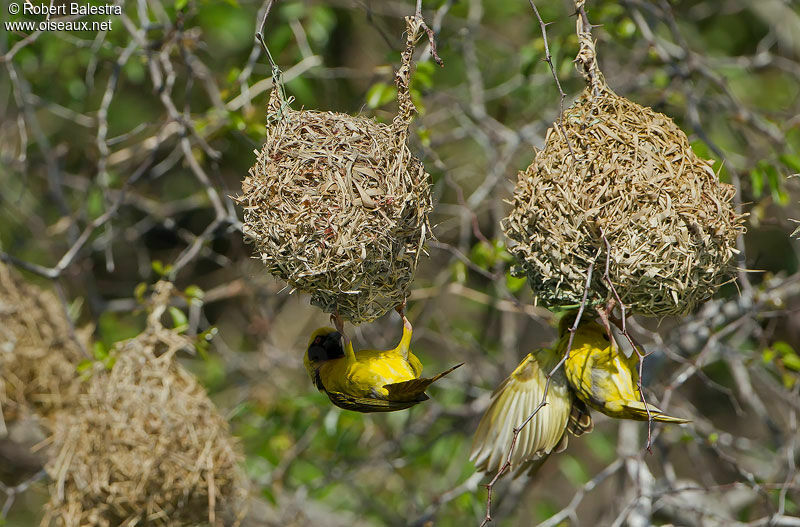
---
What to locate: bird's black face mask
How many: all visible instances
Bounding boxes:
[307,331,345,363]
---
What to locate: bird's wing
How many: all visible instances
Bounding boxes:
[470,351,572,474]
[324,390,424,413]
[384,363,463,402]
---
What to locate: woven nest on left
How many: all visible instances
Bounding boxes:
[0,263,86,423]
[43,285,247,526]
[235,16,433,325]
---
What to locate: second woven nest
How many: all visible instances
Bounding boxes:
[0,263,85,422]
[237,16,433,324]
[43,284,247,526]
[504,86,745,317]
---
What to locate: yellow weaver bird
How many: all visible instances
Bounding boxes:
[304,307,462,413]
[563,313,689,424]
[470,327,593,476]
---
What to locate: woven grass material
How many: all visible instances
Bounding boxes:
[503,8,745,317]
[43,282,247,527]
[235,16,433,324]
[0,263,86,424]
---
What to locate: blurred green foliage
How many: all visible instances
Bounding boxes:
[2,0,800,525]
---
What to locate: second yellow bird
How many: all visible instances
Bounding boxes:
[304,310,462,413]
[563,314,689,424]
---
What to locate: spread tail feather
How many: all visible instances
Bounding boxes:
[567,398,594,436]
[384,363,464,402]
[623,401,690,424]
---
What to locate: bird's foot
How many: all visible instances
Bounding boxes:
[597,299,616,342]
[330,312,345,335]
[395,299,412,331]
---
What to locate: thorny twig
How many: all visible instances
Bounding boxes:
[527,0,576,162]
[599,228,655,450]
[480,249,601,526]
[414,0,444,67]
[255,0,280,74]
[0,469,47,518]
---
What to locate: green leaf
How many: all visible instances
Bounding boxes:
[769,341,794,357]
[76,359,93,373]
[416,126,431,148]
[184,284,205,301]
[764,163,782,201]
[779,153,800,174]
[104,356,117,371]
[470,241,495,269]
[750,166,765,198]
[505,272,526,293]
[412,60,435,90]
[169,306,188,332]
[229,111,246,131]
[616,17,636,38]
[93,342,108,361]
[365,82,396,109]
[783,353,800,372]
[134,282,148,303]
[87,187,104,219]
[762,348,776,363]
[175,0,188,10]
[452,261,467,284]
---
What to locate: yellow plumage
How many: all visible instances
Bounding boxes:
[564,317,689,424]
[304,314,461,413]
[470,330,592,475]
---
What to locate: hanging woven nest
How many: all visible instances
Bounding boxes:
[0,263,86,423]
[235,16,434,324]
[43,282,247,526]
[503,5,745,317]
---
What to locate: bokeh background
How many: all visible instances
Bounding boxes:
[2,0,800,525]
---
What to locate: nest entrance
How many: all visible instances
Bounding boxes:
[236,17,434,324]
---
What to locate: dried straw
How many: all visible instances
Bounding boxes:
[503,6,745,316]
[235,16,433,324]
[0,263,85,423]
[43,282,247,526]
